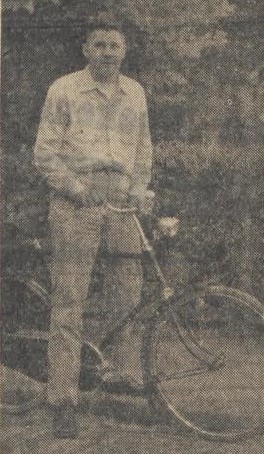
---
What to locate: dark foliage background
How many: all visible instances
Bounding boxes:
[2,0,263,299]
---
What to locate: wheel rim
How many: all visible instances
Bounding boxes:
[145,289,264,440]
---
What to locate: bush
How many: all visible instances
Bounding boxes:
[153,140,263,299]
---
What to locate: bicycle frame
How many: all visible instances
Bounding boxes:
[96,207,224,370]
[95,206,174,350]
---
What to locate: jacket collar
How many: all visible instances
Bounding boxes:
[79,66,128,95]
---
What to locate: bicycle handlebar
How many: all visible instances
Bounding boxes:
[106,203,138,213]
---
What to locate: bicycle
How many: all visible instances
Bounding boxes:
[2,205,263,442]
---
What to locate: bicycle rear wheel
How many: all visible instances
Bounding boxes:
[142,286,264,441]
[2,278,50,414]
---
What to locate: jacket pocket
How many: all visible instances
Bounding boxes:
[67,126,100,145]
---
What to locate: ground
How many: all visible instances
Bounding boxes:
[2,392,264,454]
[1,365,263,454]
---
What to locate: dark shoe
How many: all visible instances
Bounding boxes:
[100,373,146,397]
[52,400,78,439]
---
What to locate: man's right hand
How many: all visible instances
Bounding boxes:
[65,188,87,208]
[65,186,103,208]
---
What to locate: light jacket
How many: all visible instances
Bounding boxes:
[34,66,153,205]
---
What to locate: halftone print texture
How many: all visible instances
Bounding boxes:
[2,1,263,453]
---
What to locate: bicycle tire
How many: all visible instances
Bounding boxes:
[2,278,49,414]
[142,285,264,442]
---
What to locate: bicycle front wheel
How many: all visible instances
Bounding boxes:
[142,286,264,441]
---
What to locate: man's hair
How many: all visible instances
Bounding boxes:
[85,12,124,38]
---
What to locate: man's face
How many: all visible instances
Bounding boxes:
[82,29,126,77]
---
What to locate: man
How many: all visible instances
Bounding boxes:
[34,14,154,438]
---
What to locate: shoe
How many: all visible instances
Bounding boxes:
[52,399,78,439]
[100,373,146,397]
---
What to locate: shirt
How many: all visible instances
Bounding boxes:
[34,66,153,205]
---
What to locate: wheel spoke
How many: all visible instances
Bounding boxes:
[156,364,216,383]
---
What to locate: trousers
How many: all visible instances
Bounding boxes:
[47,195,143,405]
